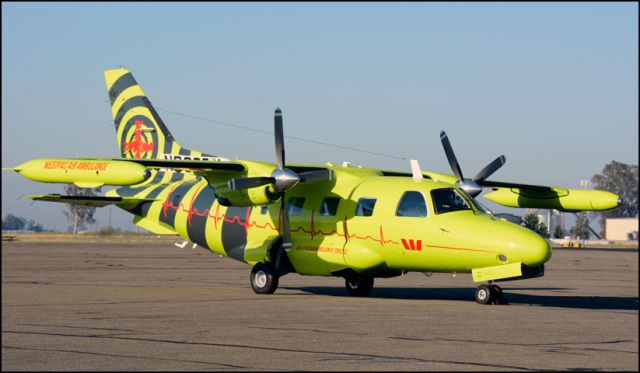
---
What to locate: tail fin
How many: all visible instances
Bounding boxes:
[104,68,221,161]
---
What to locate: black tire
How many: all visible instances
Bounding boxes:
[250,263,279,294]
[475,284,493,305]
[490,284,506,305]
[345,274,374,296]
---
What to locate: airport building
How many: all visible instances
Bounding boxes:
[605,217,639,241]
[536,210,563,237]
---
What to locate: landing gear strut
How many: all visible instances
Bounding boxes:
[250,263,279,294]
[345,273,374,296]
[475,283,506,305]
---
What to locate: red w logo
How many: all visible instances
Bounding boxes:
[401,239,422,251]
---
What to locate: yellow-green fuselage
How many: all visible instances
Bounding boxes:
[106,162,552,278]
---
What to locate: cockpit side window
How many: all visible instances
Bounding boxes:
[287,197,306,216]
[396,191,427,217]
[355,198,377,217]
[431,188,472,214]
[319,197,340,216]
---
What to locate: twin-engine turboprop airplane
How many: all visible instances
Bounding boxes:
[7,68,621,304]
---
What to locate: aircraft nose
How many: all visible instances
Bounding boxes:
[517,229,552,267]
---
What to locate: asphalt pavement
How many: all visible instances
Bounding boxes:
[2,240,638,371]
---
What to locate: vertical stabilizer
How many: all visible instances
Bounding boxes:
[104,68,220,161]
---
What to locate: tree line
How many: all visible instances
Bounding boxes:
[522,161,637,239]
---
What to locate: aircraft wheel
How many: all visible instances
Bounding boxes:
[475,284,493,305]
[250,263,279,294]
[345,274,374,296]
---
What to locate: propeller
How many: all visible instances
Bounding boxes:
[439,130,506,198]
[227,108,334,259]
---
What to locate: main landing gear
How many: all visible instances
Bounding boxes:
[345,273,374,296]
[475,283,506,305]
[250,263,279,294]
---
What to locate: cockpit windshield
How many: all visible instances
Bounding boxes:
[431,188,473,214]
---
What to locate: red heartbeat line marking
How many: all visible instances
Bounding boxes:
[123,120,154,159]
[160,188,495,253]
[423,244,497,253]
[160,190,400,246]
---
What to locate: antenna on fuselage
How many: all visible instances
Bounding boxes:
[410,159,424,182]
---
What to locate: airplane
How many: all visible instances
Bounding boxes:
[6,68,621,305]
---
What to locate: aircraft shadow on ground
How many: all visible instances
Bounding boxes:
[289,286,639,311]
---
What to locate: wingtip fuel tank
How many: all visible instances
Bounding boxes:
[483,187,620,212]
[9,158,151,187]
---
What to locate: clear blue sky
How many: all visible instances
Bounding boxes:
[2,2,638,231]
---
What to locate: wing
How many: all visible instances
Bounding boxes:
[111,158,245,172]
[411,171,618,212]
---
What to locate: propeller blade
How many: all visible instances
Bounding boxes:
[228,177,275,191]
[473,155,506,183]
[280,195,292,252]
[298,169,334,183]
[274,108,285,170]
[440,131,464,182]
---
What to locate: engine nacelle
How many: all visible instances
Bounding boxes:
[215,186,279,207]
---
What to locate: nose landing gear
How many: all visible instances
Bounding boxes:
[475,283,507,305]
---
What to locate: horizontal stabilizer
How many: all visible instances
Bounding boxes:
[132,216,177,235]
[25,194,157,208]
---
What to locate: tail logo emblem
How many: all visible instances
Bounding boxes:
[123,120,155,159]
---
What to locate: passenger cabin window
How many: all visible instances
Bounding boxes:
[396,191,427,217]
[431,188,472,214]
[287,197,305,216]
[319,197,340,216]
[355,198,377,217]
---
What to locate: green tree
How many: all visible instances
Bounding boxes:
[523,213,550,238]
[2,214,27,230]
[25,220,44,232]
[2,214,45,232]
[570,212,591,239]
[591,161,638,234]
[62,184,102,234]
[553,225,564,239]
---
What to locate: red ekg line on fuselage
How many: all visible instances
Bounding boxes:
[161,188,492,253]
[160,190,400,246]
[424,244,497,253]
[161,192,495,253]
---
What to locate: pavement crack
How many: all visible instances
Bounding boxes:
[249,326,368,336]
[2,345,246,369]
[2,330,542,371]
